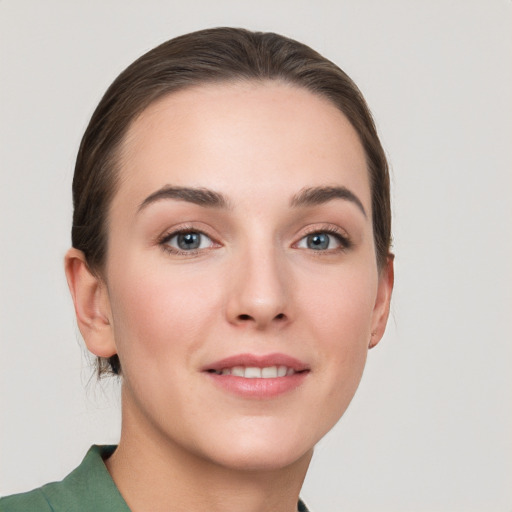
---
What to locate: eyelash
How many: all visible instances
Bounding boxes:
[158,226,218,256]
[157,224,352,256]
[295,225,352,253]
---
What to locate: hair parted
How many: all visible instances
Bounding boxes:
[71,27,392,377]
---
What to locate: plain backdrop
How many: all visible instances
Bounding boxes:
[1,1,511,511]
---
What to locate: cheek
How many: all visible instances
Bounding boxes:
[298,262,377,344]
[107,259,222,365]
[296,264,377,411]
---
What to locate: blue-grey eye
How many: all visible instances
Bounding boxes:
[177,232,200,250]
[296,232,342,251]
[308,233,330,250]
[165,231,213,251]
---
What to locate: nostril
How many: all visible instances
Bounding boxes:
[235,312,287,323]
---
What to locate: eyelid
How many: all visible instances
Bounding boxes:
[157,224,221,256]
[293,224,352,251]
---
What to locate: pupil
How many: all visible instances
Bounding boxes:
[308,233,329,250]
[178,232,200,250]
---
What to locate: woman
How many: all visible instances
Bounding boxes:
[1,27,393,512]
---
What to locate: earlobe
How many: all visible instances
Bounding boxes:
[64,248,117,358]
[369,254,394,349]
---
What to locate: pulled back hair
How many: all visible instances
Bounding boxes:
[72,27,391,377]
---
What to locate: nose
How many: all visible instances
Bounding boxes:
[225,246,290,330]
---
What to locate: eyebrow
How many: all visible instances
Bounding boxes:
[138,184,366,217]
[138,185,231,212]
[290,186,367,217]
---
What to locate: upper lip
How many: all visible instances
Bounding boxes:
[203,353,309,373]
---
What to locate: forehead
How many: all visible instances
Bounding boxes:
[116,81,370,210]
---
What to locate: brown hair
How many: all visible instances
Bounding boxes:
[71,27,391,377]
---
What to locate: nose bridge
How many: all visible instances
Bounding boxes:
[226,234,289,328]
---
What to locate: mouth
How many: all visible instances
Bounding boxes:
[202,353,310,398]
[207,365,302,378]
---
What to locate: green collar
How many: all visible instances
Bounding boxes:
[41,445,131,511]
[2,445,309,512]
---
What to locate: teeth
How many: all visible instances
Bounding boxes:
[245,367,261,378]
[231,366,244,377]
[277,365,287,377]
[261,366,277,378]
[214,365,296,378]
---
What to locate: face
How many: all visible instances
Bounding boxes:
[97,82,392,471]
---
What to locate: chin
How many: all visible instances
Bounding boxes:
[209,442,314,473]
[193,420,320,473]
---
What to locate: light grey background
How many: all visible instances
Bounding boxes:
[1,1,511,511]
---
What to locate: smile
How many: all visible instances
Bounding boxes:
[208,366,298,378]
[203,353,310,398]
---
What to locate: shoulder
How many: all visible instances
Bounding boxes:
[0,487,54,512]
[0,445,129,512]
[0,474,97,512]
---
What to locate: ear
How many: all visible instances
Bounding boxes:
[369,254,394,349]
[64,248,117,358]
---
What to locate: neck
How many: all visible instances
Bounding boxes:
[105,389,312,512]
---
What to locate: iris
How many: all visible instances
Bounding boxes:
[307,233,330,250]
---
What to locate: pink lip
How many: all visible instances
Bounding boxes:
[202,353,310,399]
[203,352,309,373]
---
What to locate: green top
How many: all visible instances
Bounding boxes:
[0,446,310,512]
[0,446,130,512]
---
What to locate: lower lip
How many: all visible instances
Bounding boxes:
[205,372,309,399]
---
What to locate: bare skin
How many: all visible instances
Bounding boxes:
[65,82,393,512]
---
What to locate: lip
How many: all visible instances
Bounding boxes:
[202,352,310,399]
[203,352,309,373]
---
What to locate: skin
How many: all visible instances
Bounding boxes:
[65,82,393,512]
